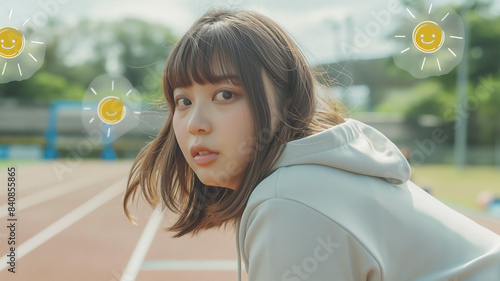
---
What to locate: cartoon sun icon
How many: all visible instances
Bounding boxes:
[393,3,465,79]
[98,96,127,125]
[82,75,142,144]
[0,4,46,83]
[413,21,445,53]
[0,26,25,58]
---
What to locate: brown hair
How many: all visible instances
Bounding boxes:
[123,8,345,237]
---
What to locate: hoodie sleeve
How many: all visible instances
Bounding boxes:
[242,198,381,281]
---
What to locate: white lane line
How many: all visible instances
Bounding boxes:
[121,206,164,281]
[141,260,239,270]
[0,179,126,271]
[0,173,118,219]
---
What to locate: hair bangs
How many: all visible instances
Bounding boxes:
[165,22,242,97]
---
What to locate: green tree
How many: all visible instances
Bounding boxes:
[0,17,177,104]
[378,5,500,147]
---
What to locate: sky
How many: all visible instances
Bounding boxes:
[10,0,500,65]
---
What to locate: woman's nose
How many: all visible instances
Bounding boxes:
[187,105,212,135]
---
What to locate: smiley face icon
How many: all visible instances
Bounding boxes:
[0,26,25,59]
[412,21,445,53]
[98,96,126,124]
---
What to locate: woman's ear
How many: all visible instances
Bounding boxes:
[286,97,292,108]
[278,97,292,126]
[284,97,292,111]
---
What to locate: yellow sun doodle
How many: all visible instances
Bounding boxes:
[98,96,126,124]
[393,3,465,78]
[412,21,444,53]
[0,26,25,59]
[82,75,142,144]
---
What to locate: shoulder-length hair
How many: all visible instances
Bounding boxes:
[123,8,345,237]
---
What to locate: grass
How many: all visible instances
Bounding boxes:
[0,160,45,169]
[411,164,500,209]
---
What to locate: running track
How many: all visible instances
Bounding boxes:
[0,161,498,280]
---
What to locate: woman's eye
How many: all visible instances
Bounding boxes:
[214,91,234,101]
[175,91,235,108]
[176,98,191,108]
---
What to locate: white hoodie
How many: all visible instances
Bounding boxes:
[236,119,500,281]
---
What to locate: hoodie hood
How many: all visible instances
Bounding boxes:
[270,118,411,184]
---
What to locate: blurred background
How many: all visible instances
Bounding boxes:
[0,0,499,279]
[1,0,498,207]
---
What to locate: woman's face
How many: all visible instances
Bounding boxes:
[172,76,258,190]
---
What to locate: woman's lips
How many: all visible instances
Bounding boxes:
[193,153,219,166]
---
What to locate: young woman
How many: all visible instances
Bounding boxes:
[123,8,500,281]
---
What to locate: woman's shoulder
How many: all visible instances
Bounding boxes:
[245,164,400,221]
[250,164,397,202]
[242,165,500,280]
